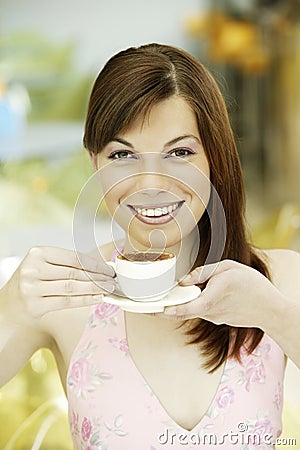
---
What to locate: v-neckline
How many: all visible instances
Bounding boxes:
[120,308,228,433]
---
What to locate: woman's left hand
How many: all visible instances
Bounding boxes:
[162,259,285,329]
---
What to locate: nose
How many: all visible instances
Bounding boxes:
[135,153,170,194]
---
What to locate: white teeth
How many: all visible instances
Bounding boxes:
[132,202,180,217]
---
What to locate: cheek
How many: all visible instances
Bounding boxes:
[193,199,207,229]
[190,165,211,213]
[178,166,211,218]
[192,179,211,215]
[97,160,143,195]
[103,191,117,216]
[174,200,205,240]
[103,187,126,217]
[103,185,134,233]
[101,173,132,208]
[163,159,210,205]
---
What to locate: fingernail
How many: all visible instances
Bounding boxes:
[164,307,177,315]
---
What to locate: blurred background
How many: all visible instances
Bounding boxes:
[0,0,300,448]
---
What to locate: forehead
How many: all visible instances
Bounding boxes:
[118,96,199,143]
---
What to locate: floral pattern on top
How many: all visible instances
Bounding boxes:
[66,246,285,449]
[273,381,283,411]
[67,342,112,399]
[69,412,128,450]
[244,359,266,392]
[108,337,129,355]
[245,413,277,449]
[88,303,120,328]
[198,338,282,446]
[232,341,270,392]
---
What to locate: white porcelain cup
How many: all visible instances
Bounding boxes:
[107,251,176,301]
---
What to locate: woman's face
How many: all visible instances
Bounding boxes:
[94,95,210,250]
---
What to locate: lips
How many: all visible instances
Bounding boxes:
[128,200,184,224]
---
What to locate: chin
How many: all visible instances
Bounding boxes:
[128,224,188,251]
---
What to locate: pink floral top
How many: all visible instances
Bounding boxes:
[67,257,285,449]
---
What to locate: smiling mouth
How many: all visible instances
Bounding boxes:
[128,201,184,224]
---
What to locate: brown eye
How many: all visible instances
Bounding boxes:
[108,150,136,160]
[169,148,194,158]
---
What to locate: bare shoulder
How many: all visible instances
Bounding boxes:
[261,248,300,300]
[263,248,300,272]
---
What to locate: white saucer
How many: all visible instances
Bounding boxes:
[102,285,201,313]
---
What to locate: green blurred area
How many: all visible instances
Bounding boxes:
[0,31,108,222]
[0,151,95,220]
[0,32,99,450]
[0,32,92,122]
[0,350,73,450]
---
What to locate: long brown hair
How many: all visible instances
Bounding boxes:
[83,43,270,372]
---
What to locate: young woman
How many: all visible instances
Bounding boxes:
[1,43,299,449]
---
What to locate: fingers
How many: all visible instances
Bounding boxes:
[37,279,115,297]
[21,277,115,318]
[18,246,118,318]
[31,295,105,318]
[163,277,224,321]
[179,259,235,286]
[163,297,204,320]
[38,265,113,282]
[28,246,115,277]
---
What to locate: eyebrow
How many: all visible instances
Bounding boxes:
[111,134,201,149]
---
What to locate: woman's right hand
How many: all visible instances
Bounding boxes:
[2,246,116,324]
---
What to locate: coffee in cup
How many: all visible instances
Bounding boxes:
[108,251,176,301]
